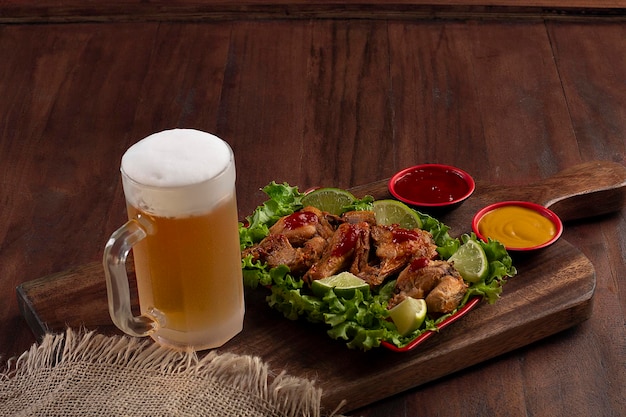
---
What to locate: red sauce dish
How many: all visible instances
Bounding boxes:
[389,164,475,211]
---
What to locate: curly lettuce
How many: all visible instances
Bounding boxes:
[459,234,516,304]
[239,182,304,249]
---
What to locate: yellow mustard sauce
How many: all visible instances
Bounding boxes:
[477,205,556,249]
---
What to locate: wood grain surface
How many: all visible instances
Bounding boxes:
[1,14,625,417]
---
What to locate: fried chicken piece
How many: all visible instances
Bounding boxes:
[354,225,438,286]
[388,259,467,313]
[341,210,377,226]
[425,274,468,314]
[348,222,372,277]
[372,225,437,264]
[269,206,322,246]
[303,222,369,283]
[242,234,326,275]
[394,259,455,299]
[316,210,341,240]
[260,235,298,268]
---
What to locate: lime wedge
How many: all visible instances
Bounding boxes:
[310,272,370,298]
[372,199,422,229]
[301,188,356,215]
[448,239,488,283]
[388,297,427,336]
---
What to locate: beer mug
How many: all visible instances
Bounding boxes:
[104,129,244,350]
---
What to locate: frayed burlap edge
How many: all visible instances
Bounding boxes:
[0,328,346,417]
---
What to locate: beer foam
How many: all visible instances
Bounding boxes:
[121,129,236,217]
[122,129,231,187]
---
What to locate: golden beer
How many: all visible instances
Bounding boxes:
[128,193,243,349]
[104,129,244,350]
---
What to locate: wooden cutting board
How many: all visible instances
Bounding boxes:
[16,161,626,413]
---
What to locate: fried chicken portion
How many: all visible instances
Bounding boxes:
[425,274,467,314]
[341,210,377,226]
[389,259,468,314]
[350,224,437,286]
[268,206,337,244]
[242,206,333,274]
[242,234,327,275]
[242,207,467,314]
[304,222,370,283]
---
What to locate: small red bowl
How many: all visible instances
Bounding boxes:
[472,201,563,251]
[389,164,475,211]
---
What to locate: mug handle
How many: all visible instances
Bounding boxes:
[103,218,158,337]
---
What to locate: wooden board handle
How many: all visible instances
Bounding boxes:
[478,161,626,222]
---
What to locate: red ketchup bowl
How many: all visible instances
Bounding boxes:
[389,164,475,212]
[472,201,563,252]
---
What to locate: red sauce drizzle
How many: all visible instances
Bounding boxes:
[391,228,419,243]
[409,257,430,271]
[283,211,318,230]
[332,225,358,257]
[394,167,469,204]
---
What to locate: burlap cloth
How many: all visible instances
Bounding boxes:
[0,329,346,417]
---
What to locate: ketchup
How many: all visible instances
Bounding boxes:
[409,257,430,271]
[393,167,470,204]
[331,225,358,257]
[283,211,318,230]
[391,228,419,243]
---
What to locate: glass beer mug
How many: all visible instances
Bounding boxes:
[103,129,244,350]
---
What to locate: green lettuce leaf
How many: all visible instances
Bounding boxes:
[239,182,304,249]
[417,211,460,258]
[343,195,375,212]
[455,233,516,305]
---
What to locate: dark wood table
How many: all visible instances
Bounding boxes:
[1,3,625,416]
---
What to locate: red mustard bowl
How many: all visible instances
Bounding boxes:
[472,201,563,252]
[388,164,475,211]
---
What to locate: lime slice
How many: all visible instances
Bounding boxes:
[372,199,422,229]
[301,188,356,215]
[310,272,370,298]
[448,239,489,283]
[388,297,427,336]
